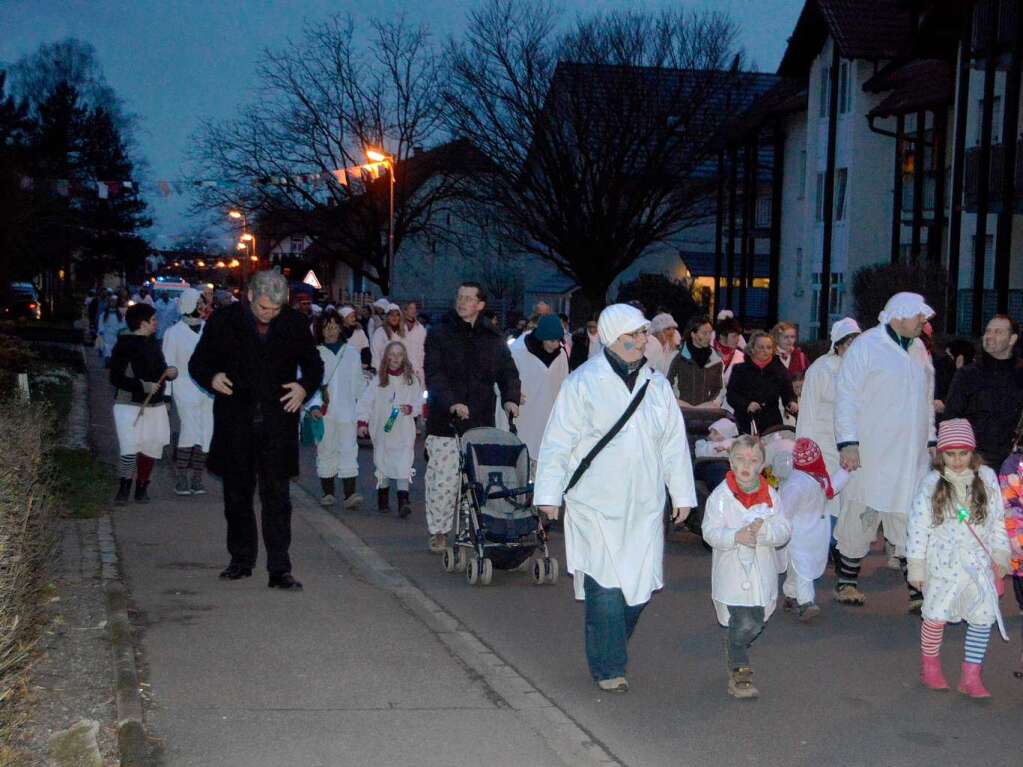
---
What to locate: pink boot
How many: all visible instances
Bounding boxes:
[919,654,949,691]
[957,662,991,698]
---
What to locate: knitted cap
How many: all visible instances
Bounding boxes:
[386,303,401,313]
[338,306,355,318]
[597,304,648,346]
[792,437,823,469]
[937,418,976,452]
[649,312,678,334]
[532,314,565,342]
[177,287,201,315]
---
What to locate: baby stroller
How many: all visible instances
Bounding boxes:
[442,424,559,587]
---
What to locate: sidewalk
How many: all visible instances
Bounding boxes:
[86,354,599,767]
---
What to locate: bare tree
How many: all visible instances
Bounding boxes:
[444,0,751,308]
[192,15,461,293]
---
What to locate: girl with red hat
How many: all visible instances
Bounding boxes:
[906,419,1011,698]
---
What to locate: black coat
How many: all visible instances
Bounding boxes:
[943,353,1023,467]
[726,357,796,435]
[424,310,521,437]
[109,334,170,404]
[568,328,590,371]
[189,302,323,479]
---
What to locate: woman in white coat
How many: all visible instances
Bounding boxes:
[306,309,366,509]
[357,341,421,517]
[370,303,406,371]
[833,292,936,607]
[161,288,214,495]
[534,304,696,693]
[794,317,860,515]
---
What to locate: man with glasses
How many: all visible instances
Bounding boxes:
[422,282,522,553]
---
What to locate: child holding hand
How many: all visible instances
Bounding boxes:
[357,341,421,517]
[703,435,791,699]
[906,419,1010,698]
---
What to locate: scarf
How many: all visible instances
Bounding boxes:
[726,471,774,509]
[685,339,712,368]
[778,349,792,368]
[751,355,772,370]
[604,347,645,392]
[713,338,736,368]
[792,437,835,499]
[885,324,913,352]
[942,468,975,512]
[525,331,562,367]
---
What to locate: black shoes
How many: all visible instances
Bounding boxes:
[134,480,151,504]
[268,573,303,590]
[114,479,132,506]
[397,490,412,518]
[377,487,390,514]
[219,564,253,580]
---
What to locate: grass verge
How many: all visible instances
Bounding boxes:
[49,448,114,520]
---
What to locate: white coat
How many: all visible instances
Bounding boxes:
[403,321,428,383]
[161,320,214,450]
[533,355,697,606]
[506,335,569,461]
[778,469,849,582]
[795,353,842,477]
[307,343,363,423]
[906,468,1011,627]
[356,373,422,482]
[702,482,791,626]
[834,325,935,517]
[370,326,408,372]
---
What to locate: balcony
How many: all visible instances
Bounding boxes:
[900,174,938,219]
[963,141,1023,213]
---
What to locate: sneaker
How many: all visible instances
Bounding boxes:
[343,493,363,509]
[728,667,759,699]
[782,596,798,613]
[797,602,821,622]
[174,475,191,495]
[597,676,629,693]
[833,585,866,605]
[190,475,206,495]
[428,533,447,554]
[320,494,335,507]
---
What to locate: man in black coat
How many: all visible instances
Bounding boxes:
[423,281,521,553]
[943,314,1023,468]
[189,270,324,589]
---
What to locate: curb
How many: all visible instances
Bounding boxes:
[98,514,147,767]
[294,491,622,767]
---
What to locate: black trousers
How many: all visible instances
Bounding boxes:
[221,432,293,575]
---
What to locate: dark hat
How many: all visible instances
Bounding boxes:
[532,314,564,342]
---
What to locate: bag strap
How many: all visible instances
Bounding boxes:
[564,379,650,495]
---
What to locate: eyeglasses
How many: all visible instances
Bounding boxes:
[623,328,649,340]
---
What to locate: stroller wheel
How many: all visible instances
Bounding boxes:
[480,558,493,586]
[545,557,559,585]
[466,557,480,585]
[443,547,459,574]
[531,558,545,585]
[455,547,470,571]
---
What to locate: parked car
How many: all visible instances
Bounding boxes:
[3,282,42,320]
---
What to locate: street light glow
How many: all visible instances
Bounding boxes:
[228,210,243,219]
[237,242,247,251]
[228,258,240,268]
[240,233,253,241]
[366,149,387,163]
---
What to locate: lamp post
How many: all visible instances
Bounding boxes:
[228,209,256,289]
[365,149,394,270]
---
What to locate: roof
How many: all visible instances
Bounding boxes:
[778,0,915,78]
[719,78,808,143]
[865,59,954,118]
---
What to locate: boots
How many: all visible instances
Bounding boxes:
[114,478,132,506]
[397,490,412,519]
[342,477,362,509]
[174,474,191,495]
[320,477,336,506]
[377,487,390,514]
[134,480,150,504]
[727,667,758,699]
[920,654,949,691]
[957,662,991,698]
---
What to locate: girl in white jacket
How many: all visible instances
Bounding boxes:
[906,419,1010,699]
[357,341,421,517]
[703,435,791,699]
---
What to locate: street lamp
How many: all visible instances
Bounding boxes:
[227,209,256,288]
[365,148,394,270]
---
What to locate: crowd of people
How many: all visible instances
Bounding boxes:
[101,271,1023,701]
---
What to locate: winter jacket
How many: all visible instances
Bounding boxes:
[423,310,521,437]
[189,302,323,479]
[943,353,1023,468]
[726,357,796,435]
[109,334,170,405]
[667,344,725,410]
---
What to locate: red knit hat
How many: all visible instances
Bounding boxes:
[937,418,976,452]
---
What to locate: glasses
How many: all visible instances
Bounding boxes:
[623,328,649,340]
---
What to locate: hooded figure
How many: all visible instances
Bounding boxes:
[534,303,696,691]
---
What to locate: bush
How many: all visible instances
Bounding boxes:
[615,273,702,325]
[851,261,948,329]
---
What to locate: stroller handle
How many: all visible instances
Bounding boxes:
[486,483,533,500]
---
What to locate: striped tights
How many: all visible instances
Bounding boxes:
[920,620,992,664]
[175,446,207,475]
[118,453,154,482]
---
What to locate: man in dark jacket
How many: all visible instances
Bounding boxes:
[189,270,324,589]
[423,281,521,553]
[726,330,798,435]
[943,314,1023,468]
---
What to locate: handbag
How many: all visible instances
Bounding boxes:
[564,380,650,495]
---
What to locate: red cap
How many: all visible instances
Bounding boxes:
[936,418,976,452]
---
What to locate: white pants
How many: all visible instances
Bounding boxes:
[834,502,907,560]
[782,568,816,604]
[114,403,170,459]
[174,396,213,452]
[425,435,459,535]
[315,419,359,479]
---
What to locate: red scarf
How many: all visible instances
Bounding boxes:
[713,338,736,368]
[751,355,772,369]
[726,471,774,509]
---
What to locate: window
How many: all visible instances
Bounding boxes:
[966,234,995,290]
[819,65,830,118]
[755,196,772,228]
[798,151,807,199]
[809,272,846,332]
[834,168,848,221]
[289,235,305,254]
[838,61,851,114]
[815,172,825,222]
[976,96,1003,145]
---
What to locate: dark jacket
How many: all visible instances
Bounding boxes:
[726,357,796,435]
[189,302,324,479]
[424,310,521,437]
[667,345,728,435]
[943,352,1023,467]
[109,334,170,405]
[568,328,591,371]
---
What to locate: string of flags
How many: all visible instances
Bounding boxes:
[17,159,388,200]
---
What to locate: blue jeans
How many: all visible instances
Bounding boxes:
[583,575,646,681]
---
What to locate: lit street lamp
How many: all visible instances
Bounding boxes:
[227,209,257,288]
[365,149,395,269]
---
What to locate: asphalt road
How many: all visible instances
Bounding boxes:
[296,439,1023,767]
